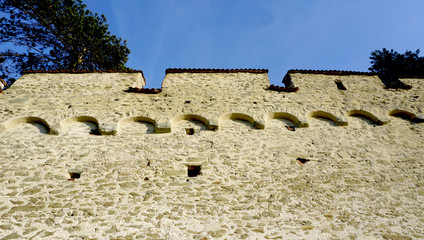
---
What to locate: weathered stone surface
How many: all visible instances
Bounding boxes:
[0,71,423,239]
[9,205,44,213]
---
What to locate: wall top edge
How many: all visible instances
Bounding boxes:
[21,70,146,85]
[22,70,144,74]
[287,69,376,76]
[165,68,269,74]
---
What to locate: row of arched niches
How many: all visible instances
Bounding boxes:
[0,110,423,135]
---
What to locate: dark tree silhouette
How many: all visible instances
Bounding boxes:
[369,48,424,89]
[0,0,130,85]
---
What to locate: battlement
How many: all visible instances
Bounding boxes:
[1,69,422,134]
[0,69,423,239]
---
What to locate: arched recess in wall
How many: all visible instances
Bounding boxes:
[389,109,423,123]
[219,113,264,129]
[3,117,51,134]
[265,112,308,128]
[118,116,156,134]
[171,114,211,134]
[308,111,347,126]
[61,116,101,135]
[347,110,385,126]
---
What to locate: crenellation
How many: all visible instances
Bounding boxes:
[0,69,423,239]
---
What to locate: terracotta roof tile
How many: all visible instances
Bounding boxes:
[286,69,376,76]
[166,68,268,74]
[23,69,143,74]
[268,85,299,93]
[398,74,424,78]
[125,87,162,94]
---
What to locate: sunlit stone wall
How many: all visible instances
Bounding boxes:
[0,70,423,239]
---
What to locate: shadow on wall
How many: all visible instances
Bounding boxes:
[347,110,386,125]
[118,116,156,134]
[219,113,264,130]
[2,117,51,134]
[389,109,424,123]
[308,111,348,126]
[0,110,422,136]
[172,114,218,132]
[265,112,308,128]
[61,116,100,135]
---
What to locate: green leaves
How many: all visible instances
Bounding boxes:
[0,0,130,84]
[369,48,423,89]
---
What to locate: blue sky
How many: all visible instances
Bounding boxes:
[85,1,422,87]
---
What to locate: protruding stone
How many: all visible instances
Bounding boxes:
[155,122,171,133]
[99,123,117,135]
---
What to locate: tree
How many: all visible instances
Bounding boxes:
[369,48,424,89]
[0,0,130,85]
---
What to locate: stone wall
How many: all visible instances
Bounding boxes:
[0,69,423,239]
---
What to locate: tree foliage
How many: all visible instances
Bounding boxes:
[0,0,130,85]
[369,48,424,89]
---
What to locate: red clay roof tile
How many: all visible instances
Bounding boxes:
[165,68,268,74]
[287,69,376,76]
[23,69,143,74]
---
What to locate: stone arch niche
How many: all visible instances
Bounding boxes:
[265,112,309,129]
[118,116,156,135]
[308,111,348,126]
[389,109,424,123]
[61,116,101,136]
[219,113,264,131]
[347,110,385,126]
[171,114,212,135]
[2,116,51,134]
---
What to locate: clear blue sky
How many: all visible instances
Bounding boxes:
[84,0,423,87]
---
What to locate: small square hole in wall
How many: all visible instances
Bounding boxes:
[69,172,81,179]
[296,157,310,165]
[335,80,347,90]
[185,128,195,135]
[187,165,201,177]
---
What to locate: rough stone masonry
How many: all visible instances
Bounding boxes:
[0,69,423,239]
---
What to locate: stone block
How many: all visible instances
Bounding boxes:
[99,123,117,135]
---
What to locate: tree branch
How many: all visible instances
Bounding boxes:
[6,40,51,59]
[23,4,73,55]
